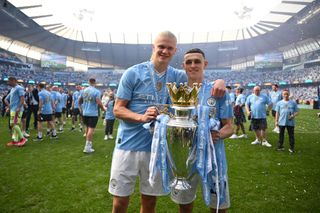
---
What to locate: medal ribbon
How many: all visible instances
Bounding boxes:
[148,61,169,104]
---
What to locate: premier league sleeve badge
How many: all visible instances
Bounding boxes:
[207,97,216,107]
[207,97,217,118]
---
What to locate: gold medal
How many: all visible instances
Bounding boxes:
[156,81,162,91]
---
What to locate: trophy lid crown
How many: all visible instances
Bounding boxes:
[166,82,202,107]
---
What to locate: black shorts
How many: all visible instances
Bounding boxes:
[234,109,246,125]
[73,108,80,116]
[83,116,98,128]
[251,118,267,130]
[55,112,62,118]
[22,111,27,119]
[38,114,53,122]
[272,110,276,117]
[62,108,67,113]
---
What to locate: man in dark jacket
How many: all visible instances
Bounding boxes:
[25,84,39,132]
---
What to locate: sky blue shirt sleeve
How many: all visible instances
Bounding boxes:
[240,95,246,105]
[116,67,136,101]
[266,94,272,106]
[245,94,251,107]
[174,69,188,84]
[217,93,233,119]
[96,90,101,100]
[18,86,25,97]
[275,101,280,113]
[229,92,235,104]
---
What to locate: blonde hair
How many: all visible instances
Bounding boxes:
[154,31,177,44]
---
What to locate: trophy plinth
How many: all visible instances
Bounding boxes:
[166,82,201,190]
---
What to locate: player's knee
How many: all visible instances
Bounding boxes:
[141,194,156,210]
[112,196,129,212]
[179,203,193,213]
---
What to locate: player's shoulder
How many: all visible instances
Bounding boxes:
[127,61,149,73]
[289,100,297,105]
[277,100,284,105]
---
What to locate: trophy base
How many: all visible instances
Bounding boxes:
[170,178,191,191]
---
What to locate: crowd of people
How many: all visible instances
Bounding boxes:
[1,66,319,107]
[205,66,320,86]
[2,79,117,150]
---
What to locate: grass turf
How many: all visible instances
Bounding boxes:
[0,109,320,212]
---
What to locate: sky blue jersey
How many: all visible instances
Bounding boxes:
[6,85,25,112]
[81,86,101,116]
[39,89,52,114]
[115,61,187,152]
[275,100,298,126]
[246,94,271,119]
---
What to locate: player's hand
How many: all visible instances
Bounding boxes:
[140,106,158,123]
[16,108,20,113]
[211,130,221,143]
[211,79,226,98]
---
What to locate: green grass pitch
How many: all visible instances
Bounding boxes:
[0,109,320,212]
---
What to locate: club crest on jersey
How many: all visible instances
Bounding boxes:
[207,97,216,107]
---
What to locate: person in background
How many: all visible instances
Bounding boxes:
[5,77,27,147]
[246,86,273,147]
[25,84,39,133]
[79,78,105,153]
[226,86,235,107]
[46,85,55,136]
[2,90,10,117]
[66,90,73,118]
[52,86,64,133]
[60,88,68,125]
[21,86,30,138]
[104,92,115,140]
[270,84,282,134]
[33,83,58,141]
[275,89,299,153]
[230,87,247,139]
[71,85,83,132]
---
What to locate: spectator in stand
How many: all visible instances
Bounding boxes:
[246,86,273,147]
[269,84,282,133]
[275,89,299,153]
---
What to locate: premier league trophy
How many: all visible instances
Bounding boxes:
[166,82,202,190]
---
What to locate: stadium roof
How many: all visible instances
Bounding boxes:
[0,0,320,69]
[5,0,314,43]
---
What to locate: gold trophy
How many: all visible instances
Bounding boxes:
[166,82,202,190]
